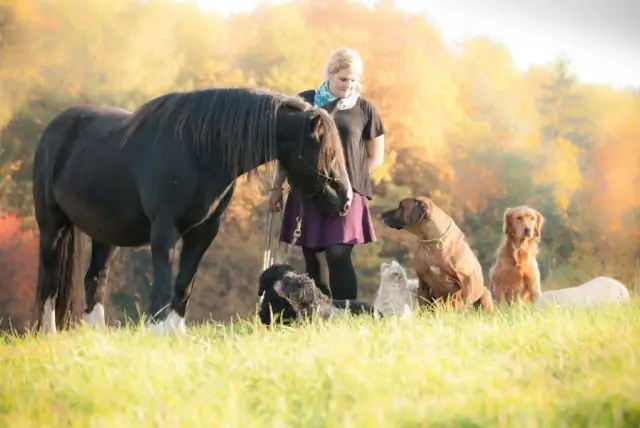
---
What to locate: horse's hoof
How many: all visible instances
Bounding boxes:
[40,298,58,336]
[84,303,107,329]
[145,310,187,336]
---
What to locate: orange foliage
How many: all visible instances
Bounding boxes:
[592,142,640,234]
[587,92,640,234]
[0,213,38,328]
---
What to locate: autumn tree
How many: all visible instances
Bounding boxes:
[0,213,37,330]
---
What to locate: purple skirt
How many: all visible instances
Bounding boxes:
[279,187,377,249]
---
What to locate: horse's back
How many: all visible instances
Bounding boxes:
[33,105,153,245]
[34,105,132,191]
[35,105,130,159]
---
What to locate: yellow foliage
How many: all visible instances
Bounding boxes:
[592,99,640,233]
[533,137,583,210]
[370,149,396,185]
[0,0,50,127]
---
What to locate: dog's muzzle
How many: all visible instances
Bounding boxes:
[381,209,406,229]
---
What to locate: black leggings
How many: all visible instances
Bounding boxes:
[302,244,357,300]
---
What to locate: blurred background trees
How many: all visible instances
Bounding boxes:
[1,0,638,330]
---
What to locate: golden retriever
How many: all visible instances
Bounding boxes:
[381,196,494,312]
[489,205,544,304]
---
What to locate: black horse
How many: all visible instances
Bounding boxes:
[32,87,352,334]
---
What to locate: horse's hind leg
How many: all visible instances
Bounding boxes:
[35,210,78,335]
[35,232,59,335]
[83,241,118,329]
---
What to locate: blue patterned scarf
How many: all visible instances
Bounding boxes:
[313,80,359,110]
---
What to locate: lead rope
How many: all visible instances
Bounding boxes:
[259,188,303,307]
[262,161,302,272]
[262,209,302,272]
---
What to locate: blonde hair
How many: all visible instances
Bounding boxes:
[324,47,364,82]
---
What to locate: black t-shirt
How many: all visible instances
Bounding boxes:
[299,89,385,199]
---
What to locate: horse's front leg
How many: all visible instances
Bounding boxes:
[170,213,224,326]
[145,218,180,334]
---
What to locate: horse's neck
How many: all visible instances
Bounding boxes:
[213,146,274,181]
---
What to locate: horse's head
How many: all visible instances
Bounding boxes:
[276,100,352,217]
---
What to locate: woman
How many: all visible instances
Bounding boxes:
[268,47,385,300]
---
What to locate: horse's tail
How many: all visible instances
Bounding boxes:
[46,226,81,331]
[55,225,81,331]
[33,224,82,332]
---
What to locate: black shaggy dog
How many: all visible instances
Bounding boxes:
[258,264,377,325]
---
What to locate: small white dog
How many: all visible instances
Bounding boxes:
[373,260,419,317]
[534,276,630,309]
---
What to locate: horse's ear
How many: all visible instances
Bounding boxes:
[321,98,341,115]
[310,110,324,141]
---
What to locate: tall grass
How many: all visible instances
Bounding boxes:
[2,301,640,427]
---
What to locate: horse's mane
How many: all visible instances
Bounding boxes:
[120,87,330,179]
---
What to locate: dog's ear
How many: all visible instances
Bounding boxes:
[503,208,514,237]
[273,280,287,300]
[258,267,276,297]
[380,262,390,275]
[258,264,289,297]
[534,210,545,240]
[409,198,429,224]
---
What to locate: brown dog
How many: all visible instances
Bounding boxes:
[381,196,494,312]
[489,205,544,305]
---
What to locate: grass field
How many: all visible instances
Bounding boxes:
[2,301,640,427]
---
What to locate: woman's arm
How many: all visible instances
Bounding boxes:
[271,161,288,189]
[362,100,386,173]
[366,134,385,171]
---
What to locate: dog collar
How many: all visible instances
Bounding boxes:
[418,220,453,249]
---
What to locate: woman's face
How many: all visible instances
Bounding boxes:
[328,68,360,97]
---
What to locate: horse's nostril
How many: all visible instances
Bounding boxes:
[339,203,351,216]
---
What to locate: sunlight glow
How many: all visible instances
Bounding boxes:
[195,0,639,88]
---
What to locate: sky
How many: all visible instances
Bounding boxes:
[195,0,639,88]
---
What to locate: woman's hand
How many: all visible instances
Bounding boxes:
[365,134,385,171]
[268,188,284,212]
